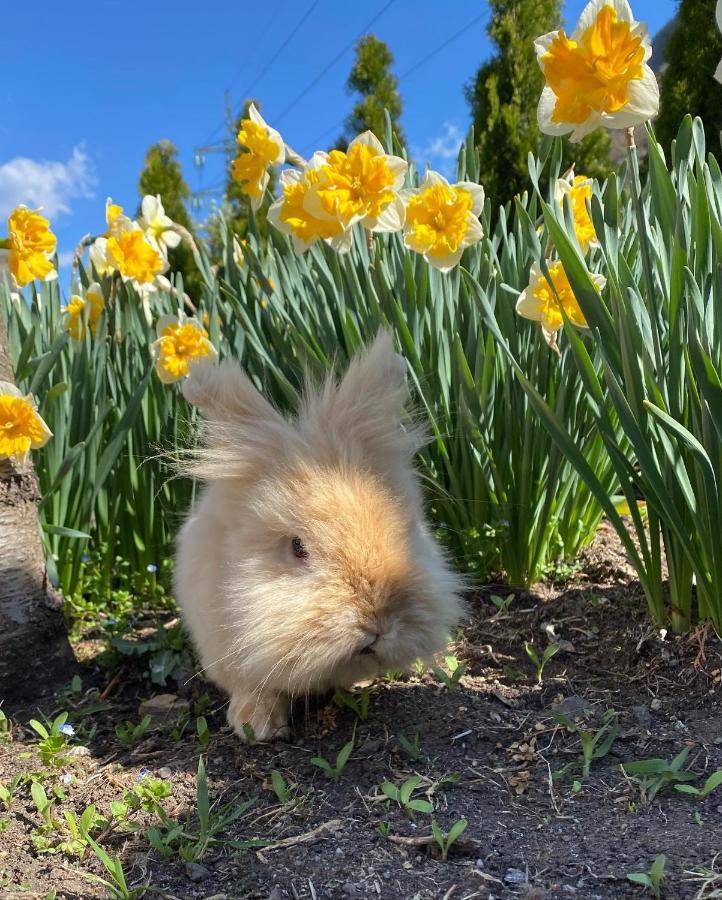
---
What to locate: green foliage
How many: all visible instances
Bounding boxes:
[627,854,667,898]
[622,748,696,804]
[552,708,619,779]
[137,139,202,301]
[431,817,468,860]
[28,713,74,767]
[311,738,355,783]
[675,769,722,799]
[334,686,371,721]
[397,733,425,763]
[114,715,152,747]
[656,0,722,153]
[380,775,434,815]
[483,116,722,632]
[524,641,560,683]
[338,35,404,149]
[431,655,466,691]
[466,0,611,209]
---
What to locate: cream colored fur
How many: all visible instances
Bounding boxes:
[175,333,464,740]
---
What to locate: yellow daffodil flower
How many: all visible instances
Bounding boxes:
[267,156,353,255]
[63,283,105,340]
[101,225,168,288]
[401,171,484,273]
[151,314,218,384]
[0,382,52,463]
[535,0,659,141]
[105,197,132,236]
[139,194,181,254]
[0,206,57,288]
[304,132,407,232]
[232,236,246,269]
[516,260,606,349]
[554,169,599,253]
[231,103,285,211]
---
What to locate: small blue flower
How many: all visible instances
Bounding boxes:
[62,773,73,785]
[81,554,91,563]
[146,564,158,573]
[105,617,118,627]
[59,723,75,737]
[137,768,149,781]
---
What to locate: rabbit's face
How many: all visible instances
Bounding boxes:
[223,463,462,694]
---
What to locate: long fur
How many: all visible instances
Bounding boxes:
[174,332,464,740]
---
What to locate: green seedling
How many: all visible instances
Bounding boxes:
[0,709,10,743]
[432,655,466,691]
[196,716,210,749]
[268,769,302,805]
[397,733,425,763]
[334,687,371,721]
[114,715,152,747]
[28,712,74,766]
[377,820,391,837]
[489,593,515,618]
[146,756,262,861]
[242,722,256,744]
[627,853,666,898]
[553,709,619,779]
[675,769,722,799]
[431,818,468,860]
[380,776,434,815]
[0,775,21,811]
[524,642,560,683]
[311,738,354,784]
[83,834,145,899]
[622,748,696,804]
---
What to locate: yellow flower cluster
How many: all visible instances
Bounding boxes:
[267,131,485,272]
[0,382,52,464]
[231,104,285,211]
[151,315,218,384]
[0,207,57,290]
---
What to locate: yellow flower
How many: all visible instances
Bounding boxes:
[63,283,105,340]
[151,315,218,384]
[104,197,132,237]
[139,195,181,253]
[267,159,352,255]
[535,0,659,141]
[0,382,52,463]
[1,207,57,288]
[554,170,599,252]
[232,236,246,269]
[304,132,407,232]
[516,260,606,347]
[230,103,285,211]
[401,171,484,272]
[105,227,166,286]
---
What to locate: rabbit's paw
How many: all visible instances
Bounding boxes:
[227,690,290,742]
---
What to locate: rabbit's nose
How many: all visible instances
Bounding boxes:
[359,630,381,655]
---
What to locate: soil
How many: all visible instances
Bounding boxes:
[2,525,722,900]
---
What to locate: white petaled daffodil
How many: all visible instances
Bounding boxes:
[267,155,354,256]
[534,0,659,142]
[139,195,182,253]
[516,260,606,352]
[0,382,52,464]
[303,131,407,233]
[230,103,285,212]
[401,170,484,273]
[716,1,722,82]
[151,314,218,384]
[554,168,599,253]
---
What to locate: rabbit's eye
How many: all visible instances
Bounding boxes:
[291,537,308,560]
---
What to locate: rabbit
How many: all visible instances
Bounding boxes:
[174,332,464,741]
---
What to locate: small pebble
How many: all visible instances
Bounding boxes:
[185,862,210,882]
[504,868,527,885]
[159,766,172,779]
[650,698,662,711]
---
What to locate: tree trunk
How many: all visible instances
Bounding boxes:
[0,312,75,706]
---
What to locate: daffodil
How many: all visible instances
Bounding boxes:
[0,206,57,288]
[63,283,105,340]
[535,0,659,141]
[105,197,132,236]
[401,171,484,272]
[554,169,599,252]
[138,195,181,253]
[230,103,285,211]
[516,260,606,348]
[106,225,167,288]
[232,236,246,269]
[0,382,52,463]
[267,156,353,255]
[151,314,218,384]
[304,132,407,232]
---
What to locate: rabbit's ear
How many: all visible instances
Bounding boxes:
[183,361,283,424]
[302,331,421,462]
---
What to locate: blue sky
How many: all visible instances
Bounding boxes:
[1,0,677,286]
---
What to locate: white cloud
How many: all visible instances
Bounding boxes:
[414,123,465,178]
[0,145,96,220]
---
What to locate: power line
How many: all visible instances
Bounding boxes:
[300,9,488,154]
[274,0,398,126]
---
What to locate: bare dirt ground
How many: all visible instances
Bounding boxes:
[2,526,722,900]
